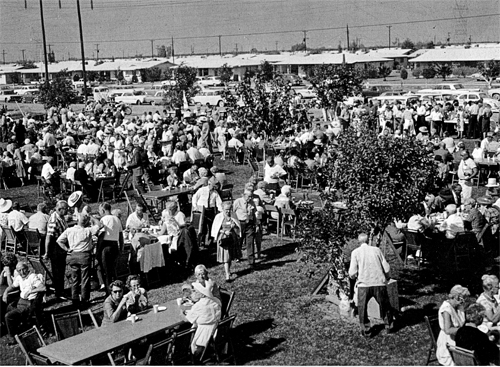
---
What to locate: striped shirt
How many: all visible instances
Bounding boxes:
[47,211,68,239]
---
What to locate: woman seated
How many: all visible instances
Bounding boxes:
[193,264,221,303]
[102,280,129,327]
[157,203,180,253]
[124,275,149,314]
[185,282,222,361]
[436,285,469,366]
[476,274,500,326]
[96,158,117,178]
[165,166,180,189]
[455,303,499,366]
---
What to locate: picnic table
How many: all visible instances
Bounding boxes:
[142,186,194,202]
[37,299,187,365]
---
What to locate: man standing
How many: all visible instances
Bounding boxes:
[57,214,103,305]
[192,179,222,246]
[263,156,286,193]
[98,203,124,292]
[349,233,393,337]
[43,200,69,299]
[126,143,148,193]
[457,149,477,200]
[233,189,258,268]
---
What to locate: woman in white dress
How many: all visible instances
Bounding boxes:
[113,134,126,169]
[436,285,469,366]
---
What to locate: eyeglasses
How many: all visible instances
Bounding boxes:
[112,289,123,294]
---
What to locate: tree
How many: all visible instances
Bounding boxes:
[257,61,274,82]
[250,48,258,53]
[362,65,379,79]
[434,63,452,80]
[422,67,436,79]
[478,60,500,88]
[412,68,423,79]
[140,67,162,83]
[73,74,80,82]
[291,42,306,52]
[425,41,435,49]
[378,65,392,81]
[86,71,100,83]
[16,60,37,69]
[116,70,124,84]
[401,38,415,50]
[400,68,408,80]
[39,69,78,109]
[162,64,199,107]
[218,63,233,84]
[297,120,436,298]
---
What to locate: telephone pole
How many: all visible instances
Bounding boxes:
[150,39,154,58]
[275,41,278,52]
[1,50,6,64]
[94,43,99,61]
[218,35,222,56]
[303,30,307,51]
[346,24,350,51]
[39,0,49,85]
[76,0,88,105]
[387,25,392,49]
[171,37,175,63]
[21,50,25,63]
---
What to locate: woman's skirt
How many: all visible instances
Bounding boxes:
[216,232,241,263]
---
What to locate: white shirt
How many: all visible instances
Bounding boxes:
[87,143,100,155]
[41,162,55,180]
[100,214,123,242]
[439,213,464,239]
[457,158,477,180]
[264,163,286,184]
[77,144,88,155]
[7,210,29,232]
[13,273,45,300]
[66,167,76,182]
[348,243,390,287]
[192,187,223,212]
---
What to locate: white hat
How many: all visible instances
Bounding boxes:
[485,178,499,188]
[0,198,12,213]
[68,191,83,207]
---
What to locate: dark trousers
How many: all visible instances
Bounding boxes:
[67,251,91,302]
[267,182,280,194]
[357,285,393,330]
[5,294,44,337]
[468,115,478,138]
[49,247,67,297]
[239,220,255,264]
[97,241,119,291]
[200,208,216,247]
[416,115,426,130]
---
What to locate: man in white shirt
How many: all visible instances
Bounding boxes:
[126,203,148,230]
[66,161,77,182]
[86,138,100,156]
[41,156,60,194]
[264,156,286,193]
[186,143,204,163]
[438,204,465,239]
[77,139,89,155]
[183,164,199,184]
[457,149,478,199]
[172,143,188,165]
[7,202,29,233]
[349,233,393,337]
[192,179,222,246]
[98,203,124,292]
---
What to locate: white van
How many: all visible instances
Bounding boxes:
[14,85,39,95]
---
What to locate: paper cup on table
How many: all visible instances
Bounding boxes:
[131,314,137,323]
[153,304,159,313]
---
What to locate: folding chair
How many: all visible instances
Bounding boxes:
[170,328,196,365]
[24,229,42,256]
[51,309,84,341]
[2,226,20,254]
[88,306,104,329]
[15,326,50,365]
[200,315,237,365]
[424,315,439,365]
[401,229,425,268]
[35,176,46,199]
[280,207,297,240]
[26,256,57,296]
[219,287,235,319]
[137,337,174,365]
[97,177,118,203]
[451,232,474,272]
[264,204,280,236]
[220,184,233,202]
[190,206,205,239]
[227,147,238,165]
[447,344,478,366]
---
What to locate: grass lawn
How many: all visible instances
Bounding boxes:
[0,156,492,365]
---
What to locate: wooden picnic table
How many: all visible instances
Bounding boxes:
[142,187,194,201]
[37,299,187,365]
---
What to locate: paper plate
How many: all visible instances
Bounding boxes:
[158,306,167,311]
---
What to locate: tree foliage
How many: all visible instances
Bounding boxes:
[412,68,423,78]
[140,67,162,83]
[307,64,364,109]
[297,120,436,294]
[378,65,392,81]
[401,38,415,50]
[422,67,436,79]
[478,60,500,88]
[400,68,408,80]
[162,64,199,107]
[218,63,233,84]
[434,63,452,80]
[291,42,306,52]
[39,69,78,109]
[17,60,37,69]
[257,61,274,82]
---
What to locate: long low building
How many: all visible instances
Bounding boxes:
[410,45,500,68]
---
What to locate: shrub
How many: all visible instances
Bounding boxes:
[422,67,436,79]
[400,68,408,80]
[412,68,422,78]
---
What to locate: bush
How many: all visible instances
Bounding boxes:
[412,68,422,78]
[363,66,379,79]
[400,69,408,80]
[422,67,436,79]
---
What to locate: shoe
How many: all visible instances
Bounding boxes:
[360,328,372,338]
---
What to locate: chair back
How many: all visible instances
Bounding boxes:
[170,328,195,365]
[219,287,235,319]
[447,344,478,366]
[424,315,439,349]
[51,309,84,341]
[141,337,174,365]
[194,158,205,168]
[27,256,54,287]
[15,326,49,365]
[452,232,474,271]
[2,225,18,244]
[220,186,233,202]
[402,229,421,250]
[24,229,41,256]
[201,315,237,364]
[177,161,192,176]
[88,307,104,328]
[191,207,205,236]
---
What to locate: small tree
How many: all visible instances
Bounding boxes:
[412,68,423,78]
[378,65,392,81]
[291,42,306,52]
[400,68,408,80]
[218,63,233,84]
[422,67,436,79]
[434,63,452,80]
[478,60,500,88]
[401,38,415,50]
[141,67,162,83]
[162,64,199,107]
[116,70,124,84]
[257,61,274,82]
[39,69,78,109]
[425,41,435,49]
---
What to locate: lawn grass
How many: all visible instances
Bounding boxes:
[0,155,490,365]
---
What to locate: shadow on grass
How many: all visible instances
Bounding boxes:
[261,241,298,262]
[232,318,285,364]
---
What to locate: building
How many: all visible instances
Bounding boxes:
[409,44,500,68]
[0,64,24,84]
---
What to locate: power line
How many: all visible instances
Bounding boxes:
[0,12,498,46]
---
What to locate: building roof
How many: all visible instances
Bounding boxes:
[358,48,413,59]
[410,46,500,63]
[173,54,264,69]
[0,64,25,74]
[273,52,389,65]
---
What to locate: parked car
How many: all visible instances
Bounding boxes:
[0,89,20,103]
[455,92,500,112]
[282,74,303,86]
[13,85,39,95]
[362,85,394,97]
[113,90,151,105]
[143,90,165,105]
[488,88,500,100]
[192,90,225,106]
[417,83,478,95]
[379,90,406,97]
[22,91,40,103]
[196,76,223,87]
[294,86,317,99]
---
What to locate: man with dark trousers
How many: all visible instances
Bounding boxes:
[233,189,258,269]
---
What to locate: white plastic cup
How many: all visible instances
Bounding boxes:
[153,304,159,313]
[131,314,137,323]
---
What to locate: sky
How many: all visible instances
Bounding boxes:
[0,0,499,63]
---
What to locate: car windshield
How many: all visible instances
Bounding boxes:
[453,84,464,89]
[133,91,144,96]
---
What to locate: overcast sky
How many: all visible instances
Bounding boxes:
[0,0,498,63]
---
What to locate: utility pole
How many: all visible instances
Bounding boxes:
[1,50,5,65]
[218,35,222,56]
[387,25,392,49]
[21,50,25,63]
[150,39,154,58]
[346,24,350,51]
[39,0,49,86]
[76,0,88,105]
[303,30,307,51]
[235,43,238,54]
[171,37,175,64]
[94,43,99,61]
[122,50,124,59]
[275,41,278,52]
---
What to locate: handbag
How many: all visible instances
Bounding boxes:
[220,235,232,249]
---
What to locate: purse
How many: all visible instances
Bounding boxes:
[220,236,232,249]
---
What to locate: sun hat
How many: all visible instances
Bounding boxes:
[485,178,499,188]
[0,198,13,213]
[313,139,322,145]
[419,126,428,133]
[67,191,83,208]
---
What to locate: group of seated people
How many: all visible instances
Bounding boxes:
[436,275,500,366]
